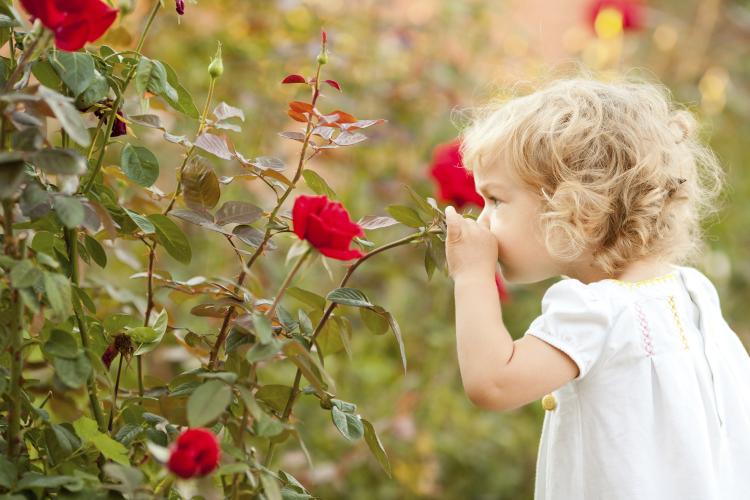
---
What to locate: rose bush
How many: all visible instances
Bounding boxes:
[0,3,449,497]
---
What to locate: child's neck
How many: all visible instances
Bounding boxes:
[565,258,674,285]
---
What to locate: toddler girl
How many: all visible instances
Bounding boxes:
[445,77,750,499]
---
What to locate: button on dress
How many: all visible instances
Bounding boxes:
[524,265,750,500]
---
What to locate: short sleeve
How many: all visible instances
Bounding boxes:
[523,279,611,381]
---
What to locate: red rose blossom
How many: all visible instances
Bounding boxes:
[167,428,220,479]
[20,0,118,52]
[292,194,364,261]
[429,139,484,209]
[586,0,643,32]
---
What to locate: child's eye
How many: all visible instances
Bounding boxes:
[488,196,502,206]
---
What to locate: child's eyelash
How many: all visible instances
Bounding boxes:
[488,196,502,205]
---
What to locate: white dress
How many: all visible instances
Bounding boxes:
[524,265,750,500]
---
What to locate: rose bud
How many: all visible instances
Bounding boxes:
[175,0,185,15]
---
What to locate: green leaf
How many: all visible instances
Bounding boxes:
[386,204,424,228]
[132,309,167,356]
[44,271,73,319]
[0,158,25,199]
[31,59,63,89]
[16,473,82,491]
[32,148,87,175]
[148,214,191,264]
[43,329,79,359]
[282,341,335,396]
[255,384,293,414]
[326,287,374,308]
[405,185,436,218]
[214,201,263,225]
[161,60,199,119]
[54,352,91,389]
[77,70,109,109]
[260,472,283,500]
[120,144,160,187]
[386,312,408,373]
[50,51,95,96]
[54,195,85,228]
[73,416,129,465]
[187,380,232,427]
[182,156,220,211]
[124,208,155,234]
[83,234,107,268]
[331,406,364,441]
[253,313,273,344]
[126,326,159,343]
[135,57,169,99]
[360,306,390,335]
[363,419,392,477]
[38,85,90,147]
[302,169,336,198]
[246,337,286,363]
[104,313,141,333]
[0,455,17,489]
[10,259,41,288]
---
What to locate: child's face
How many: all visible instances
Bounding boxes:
[474,161,561,284]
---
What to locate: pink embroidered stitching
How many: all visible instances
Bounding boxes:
[634,302,655,357]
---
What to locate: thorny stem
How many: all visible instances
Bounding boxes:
[4,200,24,460]
[64,227,107,432]
[265,247,312,320]
[208,62,324,370]
[107,354,124,432]
[207,237,247,369]
[80,0,162,196]
[263,229,440,466]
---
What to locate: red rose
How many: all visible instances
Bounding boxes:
[428,139,484,209]
[167,428,220,479]
[586,0,643,32]
[20,0,118,52]
[292,194,364,261]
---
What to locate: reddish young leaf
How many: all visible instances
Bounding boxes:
[289,101,314,113]
[330,110,357,123]
[287,110,309,123]
[323,79,342,91]
[281,74,306,84]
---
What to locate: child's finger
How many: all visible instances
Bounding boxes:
[445,206,462,243]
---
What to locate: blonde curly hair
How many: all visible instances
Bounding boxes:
[458,77,725,276]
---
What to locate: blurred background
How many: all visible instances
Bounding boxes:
[94,0,748,498]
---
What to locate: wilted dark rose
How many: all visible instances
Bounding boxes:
[167,428,220,479]
[429,139,484,209]
[292,194,364,261]
[587,0,643,32]
[20,0,118,52]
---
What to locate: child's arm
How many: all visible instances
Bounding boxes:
[445,206,579,411]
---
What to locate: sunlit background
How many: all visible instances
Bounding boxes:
[95,0,747,497]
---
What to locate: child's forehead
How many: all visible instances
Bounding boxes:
[474,158,517,191]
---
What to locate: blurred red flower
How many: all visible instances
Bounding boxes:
[495,272,510,303]
[428,139,484,209]
[19,0,118,52]
[167,428,220,479]
[586,0,644,32]
[292,194,365,261]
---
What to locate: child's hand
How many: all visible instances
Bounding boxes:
[445,205,498,279]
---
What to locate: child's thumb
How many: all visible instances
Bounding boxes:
[445,206,462,241]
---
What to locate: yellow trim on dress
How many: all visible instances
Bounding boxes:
[667,295,690,351]
[608,271,677,289]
